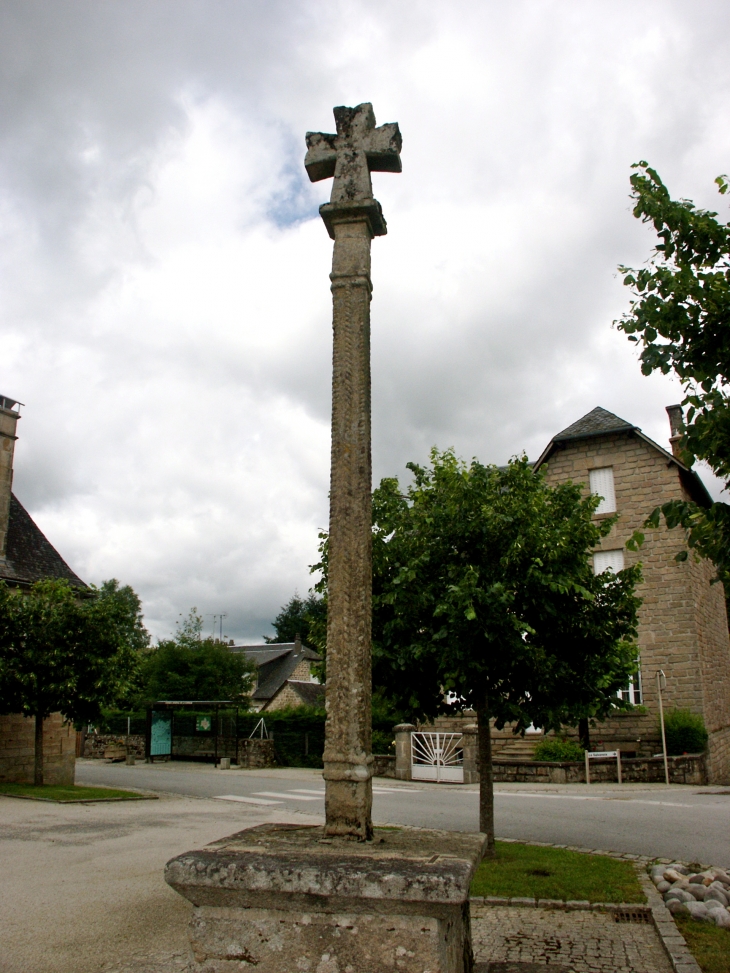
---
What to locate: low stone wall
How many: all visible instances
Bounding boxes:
[373,754,395,778]
[83,733,146,760]
[0,712,76,785]
[492,754,706,785]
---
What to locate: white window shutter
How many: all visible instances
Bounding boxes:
[589,467,616,514]
[593,549,625,575]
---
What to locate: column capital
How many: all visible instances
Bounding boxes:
[319,199,387,240]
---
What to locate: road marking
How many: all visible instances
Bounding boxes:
[214,795,282,806]
[495,791,693,808]
[252,791,322,802]
[289,787,420,796]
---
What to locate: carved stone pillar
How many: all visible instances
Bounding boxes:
[321,212,375,837]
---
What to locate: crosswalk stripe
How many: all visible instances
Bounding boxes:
[372,787,420,794]
[252,791,322,802]
[214,795,282,805]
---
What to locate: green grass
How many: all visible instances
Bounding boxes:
[0,782,155,802]
[675,917,730,973]
[470,841,645,903]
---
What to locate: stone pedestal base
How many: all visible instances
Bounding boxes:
[165,823,486,973]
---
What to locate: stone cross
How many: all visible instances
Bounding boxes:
[305,103,402,838]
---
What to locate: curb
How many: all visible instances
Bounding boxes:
[470,896,651,915]
[638,871,702,973]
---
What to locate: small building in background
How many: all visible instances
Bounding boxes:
[230,635,324,712]
[0,395,85,785]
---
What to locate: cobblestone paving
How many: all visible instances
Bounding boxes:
[471,905,673,972]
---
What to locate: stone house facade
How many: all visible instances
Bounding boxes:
[535,405,730,784]
[0,395,86,786]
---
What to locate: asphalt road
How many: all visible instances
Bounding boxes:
[76,758,730,866]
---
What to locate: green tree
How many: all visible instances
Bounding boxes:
[264,593,327,646]
[138,608,256,705]
[617,163,730,582]
[0,579,143,784]
[368,452,641,853]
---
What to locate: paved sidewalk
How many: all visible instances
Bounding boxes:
[0,790,319,973]
[471,904,673,972]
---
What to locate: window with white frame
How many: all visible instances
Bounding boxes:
[589,467,616,514]
[593,548,624,575]
[618,663,642,705]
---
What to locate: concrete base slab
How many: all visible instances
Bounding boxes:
[166,822,487,973]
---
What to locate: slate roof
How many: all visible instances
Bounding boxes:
[552,406,636,442]
[231,641,321,703]
[0,494,86,588]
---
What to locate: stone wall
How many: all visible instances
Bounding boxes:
[83,733,146,760]
[0,712,75,785]
[540,429,730,784]
[492,754,706,785]
[560,712,660,757]
[372,754,395,778]
[238,739,276,769]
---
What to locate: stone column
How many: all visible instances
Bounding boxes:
[304,103,402,839]
[394,723,416,780]
[461,724,480,784]
[321,212,375,838]
[163,105,487,973]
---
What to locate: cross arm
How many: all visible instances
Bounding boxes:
[363,122,402,173]
[304,132,337,183]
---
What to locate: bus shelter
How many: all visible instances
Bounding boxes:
[145,701,240,764]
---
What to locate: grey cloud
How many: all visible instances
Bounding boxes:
[2,1,730,638]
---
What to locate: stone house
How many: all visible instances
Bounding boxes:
[535,405,730,784]
[0,395,86,785]
[230,636,324,711]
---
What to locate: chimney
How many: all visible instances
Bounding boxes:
[295,632,302,653]
[0,395,21,561]
[666,404,683,458]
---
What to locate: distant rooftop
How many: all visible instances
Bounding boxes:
[230,640,321,703]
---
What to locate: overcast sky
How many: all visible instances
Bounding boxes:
[2,1,729,641]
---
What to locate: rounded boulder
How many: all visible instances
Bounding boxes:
[665,889,693,904]
[665,899,690,917]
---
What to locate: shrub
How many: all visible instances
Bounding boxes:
[533,739,585,762]
[663,709,708,755]
[372,729,395,755]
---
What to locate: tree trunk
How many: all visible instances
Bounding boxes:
[476,701,495,857]
[34,711,44,787]
[579,717,590,752]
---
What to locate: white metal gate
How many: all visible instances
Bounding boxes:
[411,731,464,783]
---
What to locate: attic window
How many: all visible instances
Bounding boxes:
[593,549,624,575]
[589,467,616,514]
